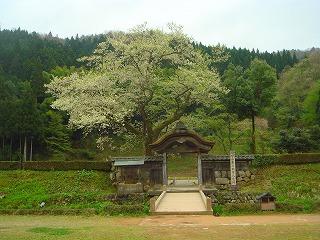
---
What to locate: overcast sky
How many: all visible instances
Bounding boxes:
[1,0,319,52]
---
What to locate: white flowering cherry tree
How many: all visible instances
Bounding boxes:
[47,24,226,154]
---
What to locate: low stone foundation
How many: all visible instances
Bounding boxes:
[117,183,144,195]
[205,169,255,188]
[210,190,258,204]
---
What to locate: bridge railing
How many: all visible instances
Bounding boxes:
[200,190,212,211]
[150,190,167,213]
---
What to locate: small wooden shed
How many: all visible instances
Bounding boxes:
[256,192,276,210]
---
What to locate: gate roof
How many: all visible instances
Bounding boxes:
[150,122,214,154]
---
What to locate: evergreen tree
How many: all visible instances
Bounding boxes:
[43,110,71,158]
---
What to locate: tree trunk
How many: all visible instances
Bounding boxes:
[251,112,256,154]
[144,133,154,156]
[29,137,33,161]
[10,137,12,161]
[2,136,4,160]
[19,135,22,161]
[23,136,27,162]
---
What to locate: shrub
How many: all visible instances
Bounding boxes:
[212,204,223,216]
[0,161,111,171]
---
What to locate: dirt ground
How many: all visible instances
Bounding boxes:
[0,214,320,240]
[139,214,320,226]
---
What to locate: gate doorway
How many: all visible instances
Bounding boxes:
[150,122,214,187]
[167,153,198,187]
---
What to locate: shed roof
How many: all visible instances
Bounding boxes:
[111,156,163,166]
[256,192,276,200]
[150,122,214,154]
[114,160,145,166]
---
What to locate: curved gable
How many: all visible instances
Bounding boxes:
[150,122,214,154]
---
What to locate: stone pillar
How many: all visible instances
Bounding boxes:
[197,153,203,185]
[162,153,168,185]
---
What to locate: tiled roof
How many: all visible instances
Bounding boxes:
[200,155,254,161]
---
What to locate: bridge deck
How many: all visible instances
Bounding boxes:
[154,191,212,215]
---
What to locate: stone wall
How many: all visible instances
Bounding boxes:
[202,159,255,187]
[209,190,258,204]
[214,169,255,186]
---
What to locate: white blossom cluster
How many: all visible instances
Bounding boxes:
[46,23,227,143]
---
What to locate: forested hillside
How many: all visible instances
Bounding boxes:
[0,28,319,161]
[0,29,105,161]
[194,42,298,75]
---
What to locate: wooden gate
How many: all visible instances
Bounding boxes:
[149,169,162,185]
[202,168,214,185]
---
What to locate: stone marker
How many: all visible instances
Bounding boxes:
[230,150,237,190]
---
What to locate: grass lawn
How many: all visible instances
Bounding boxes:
[0,215,319,240]
[241,163,320,213]
[0,170,116,213]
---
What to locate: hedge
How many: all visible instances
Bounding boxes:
[1,153,319,170]
[0,161,111,171]
[252,153,320,167]
[0,161,20,170]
